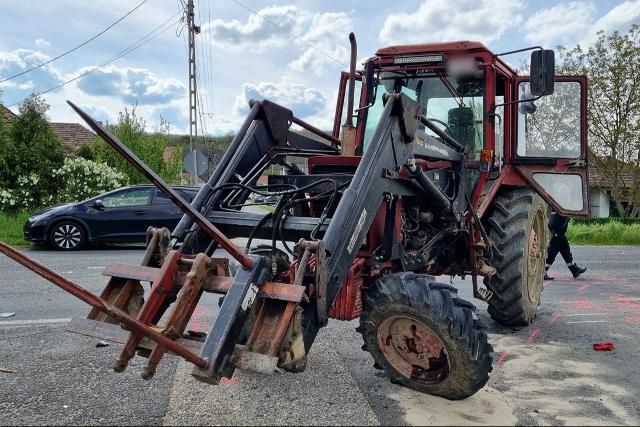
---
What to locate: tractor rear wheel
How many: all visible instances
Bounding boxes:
[484,187,547,326]
[359,272,493,400]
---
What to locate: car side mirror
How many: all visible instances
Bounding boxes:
[530,49,555,96]
[92,200,105,211]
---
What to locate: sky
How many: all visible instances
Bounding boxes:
[0,0,638,136]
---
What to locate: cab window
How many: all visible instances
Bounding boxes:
[516,81,582,158]
[362,72,484,160]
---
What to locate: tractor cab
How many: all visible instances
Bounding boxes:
[333,41,589,217]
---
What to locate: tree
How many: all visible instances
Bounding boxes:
[93,106,183,184]
[0,95,64,195]
[559,25,640,218]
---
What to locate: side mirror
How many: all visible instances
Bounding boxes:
[530,49,555,96]
[92,199,105,211]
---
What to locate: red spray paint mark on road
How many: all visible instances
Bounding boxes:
[577,284,589,295]
[566,299,604,311]
[548,313,562,326]
[624,316,640,324]
[497,351,509,365]
[220,377,241,385]
[528,328,541,343]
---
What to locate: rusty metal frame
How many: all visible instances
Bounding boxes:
[0,242,208,369]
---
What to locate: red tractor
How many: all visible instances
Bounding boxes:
[0,35,588,400]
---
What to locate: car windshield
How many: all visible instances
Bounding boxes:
[363,71,484,160]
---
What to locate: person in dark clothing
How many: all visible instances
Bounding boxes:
[545,211,587,280]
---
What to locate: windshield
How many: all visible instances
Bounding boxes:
[363,70,484,160]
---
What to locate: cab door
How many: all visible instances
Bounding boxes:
[511,76,589,216]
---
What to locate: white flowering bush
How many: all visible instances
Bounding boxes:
[52,157,128,203]
[0,158,127,212]
[0,173,46,211]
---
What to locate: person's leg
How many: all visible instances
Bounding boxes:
[545,234,561,280]
[558,234,573,264]
[558,234,587,278]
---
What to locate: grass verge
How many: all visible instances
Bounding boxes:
[0,211,31,246]
[567,220,640,246]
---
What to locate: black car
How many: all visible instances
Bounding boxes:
[24,185,198,250]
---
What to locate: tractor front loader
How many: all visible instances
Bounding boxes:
[0,35,589,400]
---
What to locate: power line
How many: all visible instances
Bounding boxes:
[1,0,150,83]
[196,0,213,137]
[229,0,347,67]
[8,13,181,107]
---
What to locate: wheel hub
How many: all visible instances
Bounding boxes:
[377,315,450,384]
[54,224,81,249]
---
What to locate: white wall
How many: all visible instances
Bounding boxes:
[589,189,610,218]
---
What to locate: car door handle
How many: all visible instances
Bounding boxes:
[135,210,148,215]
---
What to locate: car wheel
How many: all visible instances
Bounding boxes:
[49,221,86,251]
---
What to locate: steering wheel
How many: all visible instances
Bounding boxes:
[425,117,453,135]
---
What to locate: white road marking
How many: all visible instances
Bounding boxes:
[566,320,609,324]
[564,313,609,317]
[0,318,71,327]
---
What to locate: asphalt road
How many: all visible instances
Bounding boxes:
[0,245,639,425]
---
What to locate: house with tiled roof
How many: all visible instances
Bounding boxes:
[49,122,96,152]
[588,153,640,218]
[1,104,95,154]
[1,104,17,124]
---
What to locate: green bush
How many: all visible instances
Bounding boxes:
[0,95,64,210]
[76,142,96,161]
[0,173,52,211]
[2,95,64,188]
[567,220,640,246]
[94,107,183,184]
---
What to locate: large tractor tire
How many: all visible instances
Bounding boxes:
[484,187,547,326]
[358,272,493,400]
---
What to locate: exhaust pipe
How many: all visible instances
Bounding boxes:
[341,32,357,156]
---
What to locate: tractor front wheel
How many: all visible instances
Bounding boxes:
[359,273,493,400]
[484,187,547,326]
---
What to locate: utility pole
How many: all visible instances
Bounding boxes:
[187,0,200,185]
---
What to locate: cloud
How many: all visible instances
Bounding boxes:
[232,77,328,118]
[210,77,333,135]
[583,0,640,45]
[524,2,596,47]
[205,5,351,76]
[75,65,185,105]
[524,1,640,48]
[0,48,62,91]
[34,38,50,48]
[379,0,524,46]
